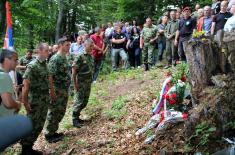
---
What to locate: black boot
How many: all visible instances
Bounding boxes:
[45,133,64,143]
[77,118,86,124]
[144,63,149,71]
[73,119,83,128]
[21,146,43,155]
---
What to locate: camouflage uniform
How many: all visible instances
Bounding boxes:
[20,58,50,148]
[44,53,70,136]
[141,24,157,66]
[165,19,179,64]
[72,52,94,121]
[18,56,35,75]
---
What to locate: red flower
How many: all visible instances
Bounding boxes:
[169,100,176,105]
[165,94,170,100]
[171,93,177,99]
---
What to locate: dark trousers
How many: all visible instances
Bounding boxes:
[129,47,141,67]
[93,58,103,81]
[166,39,178,64]
[158,39,166,61]
[178,36,190,61]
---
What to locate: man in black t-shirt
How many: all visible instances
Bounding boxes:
[175,7,197,61]
[211,1,232,47]
[211,1,232,73]
[111,25,128,71]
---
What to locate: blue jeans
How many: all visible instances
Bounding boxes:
[158,39,166,61]
[0,115,32,151]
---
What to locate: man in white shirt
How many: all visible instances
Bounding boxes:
[224,4,235,32]
[105,22,114,38]
[69,35,84,55]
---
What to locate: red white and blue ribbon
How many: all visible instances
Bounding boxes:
[152,76,172,114]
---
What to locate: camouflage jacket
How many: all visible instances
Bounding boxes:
[19,56,35,75]
[73,52,94,80]
[19,56,36,66]
[48,53,70,89]
[141,24,157,44]
[164,20,179,40]
[23,58,50,103]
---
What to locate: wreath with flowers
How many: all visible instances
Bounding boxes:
[164,63,189,109]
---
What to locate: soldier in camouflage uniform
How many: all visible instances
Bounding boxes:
[44,37,71,143]
[21,43,55,155]
[17,49,35,76]
[72,38,94,128]
[140,17,158,71]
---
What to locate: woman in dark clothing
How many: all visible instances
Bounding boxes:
[126,26,141,68]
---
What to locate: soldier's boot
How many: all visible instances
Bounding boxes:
[21,146,43,155]
[144,64,149,71]
[45,133,64,143]
[78,118,86,124]
[73,119,83,128]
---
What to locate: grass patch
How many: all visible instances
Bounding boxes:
[76,139,87,147]
[103,109,127,121]
[63,123,73,130]
[112,122,123,131]
[59,143,68,150]
[124,119,136,129]
[111,96,127,110]
[103,96,128,120]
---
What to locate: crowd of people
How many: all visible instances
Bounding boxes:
[0,0,235,154]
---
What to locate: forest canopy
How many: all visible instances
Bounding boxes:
[0,0,211,53]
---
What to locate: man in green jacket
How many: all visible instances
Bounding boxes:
[165,10,179,67]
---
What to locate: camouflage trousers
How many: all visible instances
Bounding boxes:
[44,88,69,136]
[142,44,155,65]
[72,79,92,120]
[20,97,49,147]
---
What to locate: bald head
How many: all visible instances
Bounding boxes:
[204,6,211,17]
[84,38,94,53]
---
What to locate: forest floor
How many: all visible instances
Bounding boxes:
[4,67,190,155]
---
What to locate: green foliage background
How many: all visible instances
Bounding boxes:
[0,0,212,55]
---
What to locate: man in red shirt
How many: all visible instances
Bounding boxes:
[90,27,105,83]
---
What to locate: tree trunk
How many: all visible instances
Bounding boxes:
[62,12,67,36]
[186,39,220,88]
[28,24,34,49]
[0,0,6,38]
[185,38,221,103]
[55,0,64,42]
[70,8,76,33]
